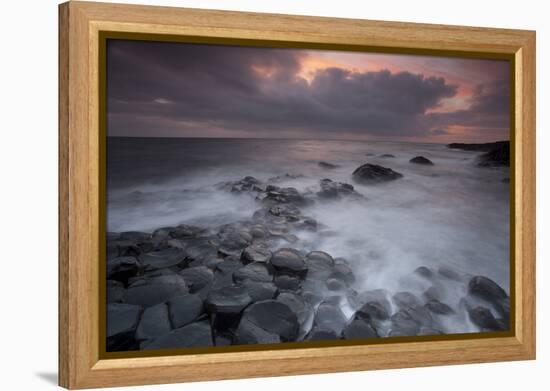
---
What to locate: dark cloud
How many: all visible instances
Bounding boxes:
[107,40,510,141]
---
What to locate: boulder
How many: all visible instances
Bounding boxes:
[241,244,272,264]
[168,294,204,328]
[119,231,151,242]
[304,251,334,280]
[274,274,301,291]
[268,204,302,222]
[262,186,309,206]
[139,248,186,271]
[143,321,213,350]
[179,266,213,293]
[342,317,379,340]
[125,274,188,308]
[468,276,508,303]
[409,156,434,165]
[352,163,403,184]
[392,291,421,309]
[170,224,204,239]
[135,303,172,341]
[184,238,219,265]
[233,262,273,284]
[467,306,506,331]
[326,278,346,291]
[234,318,281,345]
[389,309,420,337]
[330,262,355,285]
[217,227,253,257]
[205,284,252,315]
[107,303,142,351]
[270,248,308,278]
[477,141,510,167]
[379,154,395,158]
[277,292,313,327]
[356,301,390,321]
[107,280,126,303]
[313,301,347,335]
[241,281,278,301]
[107,256,142,284]
[348,289,392,315]
[236,300,299,343]
[425,299,455,315]
[318,161,340,169]
[306,327,339,341]
[317,179,362,200]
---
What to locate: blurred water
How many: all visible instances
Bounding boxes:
[107,137,510,330]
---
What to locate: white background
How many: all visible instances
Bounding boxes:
[0,0,546,389]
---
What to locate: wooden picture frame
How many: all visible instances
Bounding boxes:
[59,1,536,389]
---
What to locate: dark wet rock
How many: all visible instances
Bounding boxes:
[348,289,392,315]
[139,248,186,271]
[219,176,263,193]
[494,297,511,320]
[414,266,434,279]
[425,299,455,315]
[107,256,142,284]
[317,178,363,200]
[295,217,318,232]
[262,186,310,207]
[306,327,339,341]
[213,333,233,346]
[233,262,273,284]
[249,225,270,239]
[184,238,219,265]
[107,280,126,303]
[274,274,301,291]
[352,163,403,184]
[318,161,340,169]
[330,262,355,285]
[410,156,434,165]
[379,154,395,158]
[143,321,213,350]
[215,258,243,275]
[393,292,421,309]
[236,300,299,343]
[235,318,281,345]
[107,303,142,351]
[168,294,204,329]
[437,265,464,281]
[477,141,510,167]
[423,285,446,302]
[268,204,302,222]
[135,303,171,341]
[170,224,205,239]
[241,280,278,301]
[241,243,272,264]
[205,284,252,315]
[467,306,506,331]
[389,309,420,337]
[277,292,313,327]
[126,275,188,308]
[119,231,151,242]
[304,251,334,280]
[342,317,379,340]
[152,227,175,241]
[448,141,507,152]
[468,276,508,303]
[217,228,253,257]
[270,248,308,278]
[313,301,347,335]
[356,301,390,321]
[326,278,346,291]
[179,266,213,293]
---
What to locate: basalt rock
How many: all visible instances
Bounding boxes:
[352,163,403,184]
[143,321,213,350]
[126,275,188,308]
[241,243,272,264]
[317,178,363,200]
[235,300,299,343]
[468,276,508,303]
[107,303,143,351]
[270,248,308,278]
[342,317,379,340]
[107,256,142,284]
[410,156,434,165]
[135,303,172,342]
[168,294,204,328]
[318,161,340,169]
[139,248,187,271]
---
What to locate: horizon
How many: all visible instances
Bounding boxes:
[107,40,511,144]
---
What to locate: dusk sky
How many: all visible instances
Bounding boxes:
[107,39,510,143]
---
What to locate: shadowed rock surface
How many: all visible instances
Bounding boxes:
[352,163,403,184]
[409,156,434,165]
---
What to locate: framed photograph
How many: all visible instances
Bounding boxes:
[58,1,536,389]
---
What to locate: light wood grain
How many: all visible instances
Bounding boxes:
[58,1,536,388]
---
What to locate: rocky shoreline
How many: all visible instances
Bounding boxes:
[107,159,510,352]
